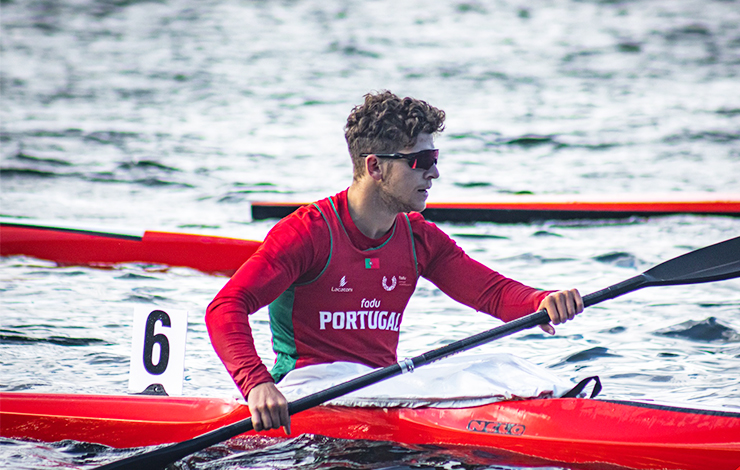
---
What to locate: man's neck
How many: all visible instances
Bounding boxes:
[346,182,396,239]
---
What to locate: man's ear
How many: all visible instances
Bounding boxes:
[365,155,384,181]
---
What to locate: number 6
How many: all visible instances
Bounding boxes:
[143,310,171,375]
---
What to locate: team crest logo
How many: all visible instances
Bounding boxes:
[382,276,397,292]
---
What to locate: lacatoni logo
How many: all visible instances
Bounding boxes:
[331,276,353,293]
[319,310,402,331]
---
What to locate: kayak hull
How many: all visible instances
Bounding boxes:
[2,392,739,470]
[0,221,260,275]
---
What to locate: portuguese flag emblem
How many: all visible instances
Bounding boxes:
[365,258,380,269]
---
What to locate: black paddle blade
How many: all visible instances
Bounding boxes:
[644,236,740,286]
[583,235,740,307]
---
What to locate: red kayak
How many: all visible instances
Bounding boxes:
[0,219,260,275]
[251,192,740,223]
[2,392,739,470]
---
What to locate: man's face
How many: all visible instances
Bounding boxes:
[378,133,439,213]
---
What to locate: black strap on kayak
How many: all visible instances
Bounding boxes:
[561,376,602,398]
[134,383,169,396]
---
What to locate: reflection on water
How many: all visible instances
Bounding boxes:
[0,435,613,470]
[1,0,739,468]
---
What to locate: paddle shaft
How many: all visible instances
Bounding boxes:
[97,236,740,470]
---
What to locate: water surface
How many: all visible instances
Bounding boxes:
[1,0,739,468]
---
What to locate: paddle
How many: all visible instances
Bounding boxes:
[97,235,740,470]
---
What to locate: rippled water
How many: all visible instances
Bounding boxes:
[1,0,739,469]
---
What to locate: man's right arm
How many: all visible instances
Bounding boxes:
[206,290,291,432]
[205,210,326,430]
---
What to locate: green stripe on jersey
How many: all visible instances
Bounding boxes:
[268,286,298,382]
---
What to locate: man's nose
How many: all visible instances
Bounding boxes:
[425,164,439,179]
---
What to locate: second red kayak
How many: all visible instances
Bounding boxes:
[0,219,260,276]
[251,193,740,222]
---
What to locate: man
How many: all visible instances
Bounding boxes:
[206,90,583,435]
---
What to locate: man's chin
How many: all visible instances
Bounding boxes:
[407,193,429,213]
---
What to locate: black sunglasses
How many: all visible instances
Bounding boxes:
[361,148,439,170]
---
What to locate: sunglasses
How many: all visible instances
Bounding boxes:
[361,148,439,170]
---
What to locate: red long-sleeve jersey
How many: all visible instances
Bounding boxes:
[206,189,550,398]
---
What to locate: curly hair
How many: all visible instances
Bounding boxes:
[344,91,446,179]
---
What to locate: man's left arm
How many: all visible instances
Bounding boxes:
[412,215,583,331]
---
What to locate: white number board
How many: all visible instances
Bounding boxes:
[128,307,188,396]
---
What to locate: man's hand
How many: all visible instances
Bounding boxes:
[537,289,583,335]
[247,382,291,435]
